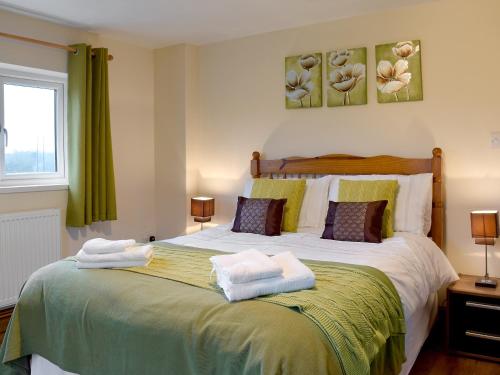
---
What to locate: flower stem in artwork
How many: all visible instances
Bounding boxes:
[405,86,410,101]
[309,95,312,107]
[394,93,399,102]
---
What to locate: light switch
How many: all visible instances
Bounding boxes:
[491,132,500,148]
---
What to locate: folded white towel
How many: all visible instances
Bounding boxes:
[76,258,152,269]
[210,249,283,284]
[217,251,315,302]
[82,238,136,255]
[76,245,153,263]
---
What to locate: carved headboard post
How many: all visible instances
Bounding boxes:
[251,151,261,178]
[431,147,444,249]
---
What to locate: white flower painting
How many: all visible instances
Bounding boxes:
[375,40,423,103]
[285,53,322,108]
[326,47,367,107]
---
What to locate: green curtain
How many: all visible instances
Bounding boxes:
[66,44,117,227]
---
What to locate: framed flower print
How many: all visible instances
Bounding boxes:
[326,47,367,107]
[375,40,423,103]
[285,53,322,108]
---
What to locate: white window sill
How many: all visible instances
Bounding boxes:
[0,184,68,194]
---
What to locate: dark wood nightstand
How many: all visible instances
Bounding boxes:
[447,274,500,362]
[0,306,14,345]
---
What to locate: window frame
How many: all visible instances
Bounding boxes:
[0,63,68,190]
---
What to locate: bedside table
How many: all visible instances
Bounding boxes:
[447,274,500,362]
[0,306,14,344]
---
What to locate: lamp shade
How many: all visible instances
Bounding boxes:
[470,210,498,239]
[191,197,215,220]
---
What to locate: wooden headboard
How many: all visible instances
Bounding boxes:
[250,148,444,249]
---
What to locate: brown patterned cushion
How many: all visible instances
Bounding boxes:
[232,196,287,236]
[321,201,388,243]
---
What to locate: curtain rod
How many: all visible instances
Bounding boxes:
[0,31,114,61]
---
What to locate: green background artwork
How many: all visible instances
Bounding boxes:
[326,47,367,107]
[375,40,423,103]
[285,53,322,108]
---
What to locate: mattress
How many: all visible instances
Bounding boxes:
[31,225,457,375]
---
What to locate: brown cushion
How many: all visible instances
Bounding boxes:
[232,196,287,236]
[321,201,388,243]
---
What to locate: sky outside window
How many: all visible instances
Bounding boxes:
[4,83,57,174]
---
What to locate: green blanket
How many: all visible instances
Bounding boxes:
[0,243,405,375]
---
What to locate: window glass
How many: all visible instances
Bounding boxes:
[4,83,57,174]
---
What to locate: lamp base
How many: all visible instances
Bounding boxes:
[194,217,211,223]
[475,277,497,288]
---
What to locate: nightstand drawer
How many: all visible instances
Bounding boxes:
[460,330,500,358]
[463,298,500,335]
[449,292,500,359]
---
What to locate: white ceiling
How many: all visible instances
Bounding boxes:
[0,0,435,48]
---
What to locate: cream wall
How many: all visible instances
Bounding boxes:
[2,0,500,277]
[0,10,156,256]
[185,45,203,234]
[154,45,188,239]
[154,44,202,237]
[193,0,500,277]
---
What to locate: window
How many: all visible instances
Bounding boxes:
[0,63,67,191]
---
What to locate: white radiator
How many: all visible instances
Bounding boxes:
[0,209,61,308]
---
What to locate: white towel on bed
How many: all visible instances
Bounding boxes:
[210,249,283,284]
[217,251,315,302]
[82,238,136,254]
[76,245,153,269]
[77,244,153,263]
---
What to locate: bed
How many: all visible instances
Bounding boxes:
[0,148,458,375]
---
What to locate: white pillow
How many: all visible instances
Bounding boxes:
[241,176,332,230]
[328,174,432,235]
[242,179,254,198]
[298,176,332,229]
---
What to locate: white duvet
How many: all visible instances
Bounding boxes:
[165,224,458,318]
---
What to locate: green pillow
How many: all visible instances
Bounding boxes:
[251,179,306,232]
[338,179,399,238]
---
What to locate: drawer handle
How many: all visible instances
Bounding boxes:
[466,330,500,342]
[465,301,500,311]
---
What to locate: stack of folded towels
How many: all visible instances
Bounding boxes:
[76,238,153,269]
[210,249,315,302]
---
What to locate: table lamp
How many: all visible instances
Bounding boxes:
[191,197,215,230]
[470,210,498,288]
